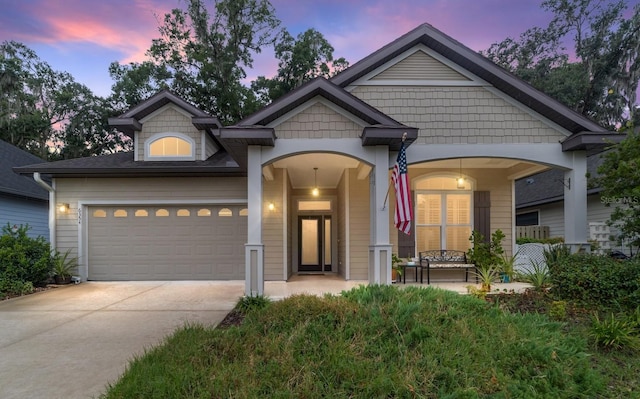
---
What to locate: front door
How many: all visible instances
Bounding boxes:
[298,215,332,272]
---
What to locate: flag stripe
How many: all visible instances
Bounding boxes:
[392,142,412,235]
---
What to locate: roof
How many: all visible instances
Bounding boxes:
[331,23,616,150]
[0,140,49,200]
[515,153,606,208]
[13,151,244,178]
[224,78,418,164]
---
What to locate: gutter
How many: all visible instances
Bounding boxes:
[33,172,56,249]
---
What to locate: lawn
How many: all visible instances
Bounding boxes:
[100,285,640,398]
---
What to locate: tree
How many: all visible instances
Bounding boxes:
[0,41,130,160]
[595,130,640,252]
[251,28,350,104]
[482,0,640,130]
[110,0,281,124]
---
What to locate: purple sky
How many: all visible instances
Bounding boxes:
[0,0,586,98]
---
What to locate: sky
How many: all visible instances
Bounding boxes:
[0,0,615,98]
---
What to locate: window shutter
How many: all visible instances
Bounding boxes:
[473,191,490,243]
[398,190,416,257]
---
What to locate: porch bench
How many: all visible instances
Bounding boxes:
[419,250,476,284]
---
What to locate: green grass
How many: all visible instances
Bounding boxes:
[101,285,640,398]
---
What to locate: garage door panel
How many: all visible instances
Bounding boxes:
[88,206,247,281]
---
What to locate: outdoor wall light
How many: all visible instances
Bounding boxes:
[57,203,70,214]
[268,202,275,211]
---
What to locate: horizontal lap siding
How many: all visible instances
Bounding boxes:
[263,171,285,280]
[0,196,49,240]
[348,169,369,279]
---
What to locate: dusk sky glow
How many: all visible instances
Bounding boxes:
[0,0,624,98]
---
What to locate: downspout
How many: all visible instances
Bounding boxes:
[33,172,55,249]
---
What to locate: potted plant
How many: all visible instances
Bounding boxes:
[391,253,403,283]
[53,249,78,284]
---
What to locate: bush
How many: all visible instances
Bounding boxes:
[549,253,640,311]
[0,224,54,294]
[590,312,640,351]
[516,236,564,245]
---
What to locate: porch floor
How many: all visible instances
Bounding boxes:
[263,274,532,300]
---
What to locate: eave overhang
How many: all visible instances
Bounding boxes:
[561,131,626,153]
[361,126,419,151]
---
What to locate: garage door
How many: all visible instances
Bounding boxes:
[88,205,247,280]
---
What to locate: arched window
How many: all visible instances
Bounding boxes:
[145,132,195,161]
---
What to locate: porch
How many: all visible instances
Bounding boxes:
[263,274,532,300]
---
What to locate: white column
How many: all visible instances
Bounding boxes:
[369,146,393,284]
[563,151,589,253]
[245,145,265,295]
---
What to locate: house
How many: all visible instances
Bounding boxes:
[515,152,631,254]
[1,140,49,240]
[14,24,621,295]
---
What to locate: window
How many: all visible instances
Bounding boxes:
[298,200,331,211]
[114,209,128,218]
[516,211,539,226]
[156,209,170,217]
[239,208,248,216]
[218,208,232,217]
[93,209,106,218]
[177,209,190,217]
[415,176,472,252]
[135,209,148,217]
[145,133,195,161]
[197,209,211,217]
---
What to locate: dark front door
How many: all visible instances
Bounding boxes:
[298,215,332,272]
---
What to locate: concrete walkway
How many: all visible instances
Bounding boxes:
[0,277,530,399]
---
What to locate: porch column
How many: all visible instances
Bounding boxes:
[563,151,589,253]
[246,145,265,296]
[369,145,393,285]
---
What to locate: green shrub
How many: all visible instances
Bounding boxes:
[236,294,271,313]
[590,312,640,351]
[519,260,551,292]
[549,253,640,311]
[516,236,565,245]
[0,224,54,294]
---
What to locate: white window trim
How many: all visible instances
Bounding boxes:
[144,132,196,161]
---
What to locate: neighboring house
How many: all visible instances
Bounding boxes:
[515,152,631,254]
[14,24,621,294]
[1,140,49,240]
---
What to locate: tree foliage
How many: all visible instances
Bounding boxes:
[251,28,349,104]
[482,0,640,129]
[595,131,640,252]
[0,41,131,160]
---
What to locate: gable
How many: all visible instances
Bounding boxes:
[274,100,364,139]
[371,50,469,81]
[352,85,569,145]
[135,104,219,161]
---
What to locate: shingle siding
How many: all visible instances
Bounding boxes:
[353,86,567,144]
[138,106,203,160]
[275,102,362,139]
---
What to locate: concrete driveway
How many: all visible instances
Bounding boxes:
[0,281,244,399]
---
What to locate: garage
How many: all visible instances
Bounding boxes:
[87,205,247,280]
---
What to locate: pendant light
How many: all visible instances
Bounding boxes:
[457,159,465,189]
[312,167,319,196]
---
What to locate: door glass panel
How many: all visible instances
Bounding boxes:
[301,219,319,264]
[324,218,331,267]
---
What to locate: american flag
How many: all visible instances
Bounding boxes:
[392,141,412,234]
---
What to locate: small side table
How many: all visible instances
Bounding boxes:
[400,262,423,284]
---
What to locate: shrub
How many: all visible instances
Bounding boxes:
[0,224,54,294]
[516,236,564,245]
[519,260,551,292]
[549,253,640,311]
[590,312,640,351]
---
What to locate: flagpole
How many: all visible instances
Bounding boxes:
[382,132,407,210]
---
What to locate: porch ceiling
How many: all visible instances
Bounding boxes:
[271,153,362,189]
